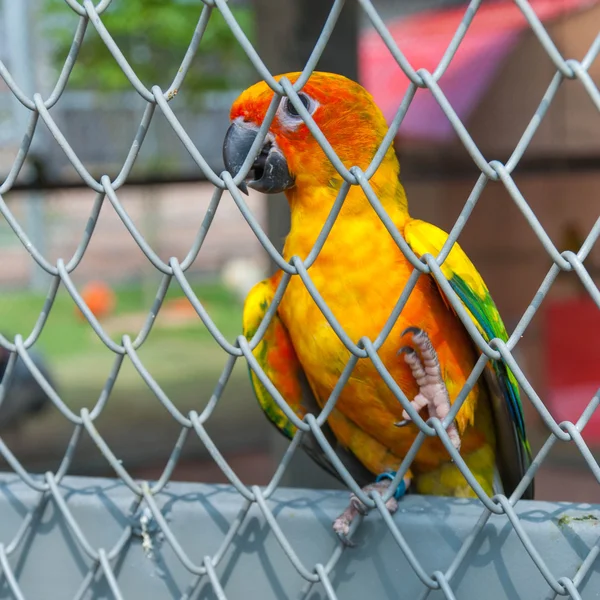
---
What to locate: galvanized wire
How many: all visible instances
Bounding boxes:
[0,0,598,598]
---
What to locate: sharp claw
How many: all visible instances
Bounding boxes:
[336,531,357,547]
[238,181,249,195]
[397,346,416,356]
[333,516,358,547]
[395,419,410,427]
[351,496,369,516]
[401,326,423,338]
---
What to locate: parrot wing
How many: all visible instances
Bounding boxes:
[243,278,374,487]
[404,219,533,499]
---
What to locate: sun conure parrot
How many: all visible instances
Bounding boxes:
[222,72,533,542]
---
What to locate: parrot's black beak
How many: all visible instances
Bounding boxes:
[222,119,294,195]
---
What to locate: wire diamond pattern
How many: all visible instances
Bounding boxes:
[0,0,598,598]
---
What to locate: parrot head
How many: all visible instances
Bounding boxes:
[223,72,399,199]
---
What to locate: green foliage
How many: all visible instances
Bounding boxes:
[43,0,255,96]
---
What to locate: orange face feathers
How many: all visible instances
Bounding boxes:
[227,72,395,192]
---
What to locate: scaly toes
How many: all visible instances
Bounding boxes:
[332,476,407,545]
[332,494,367,546]
[332,514,355,546]
[398,327,461,451]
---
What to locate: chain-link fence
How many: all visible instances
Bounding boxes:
[0,0,599,598]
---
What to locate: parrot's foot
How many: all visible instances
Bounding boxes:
[397,327,461,451]
[333,475,409,547]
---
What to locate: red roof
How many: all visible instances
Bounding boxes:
[359,0,599,141]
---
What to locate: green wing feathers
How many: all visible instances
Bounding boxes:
[243,279,305,439]
[404,219,533,498]
[448,275,527,442]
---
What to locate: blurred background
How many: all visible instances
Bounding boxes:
[0,0,598,502]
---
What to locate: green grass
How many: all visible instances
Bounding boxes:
[0,278,246,392]
[0,280,271,472]
[0,279,242,360]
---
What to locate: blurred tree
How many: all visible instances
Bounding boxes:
[43,0,254,98]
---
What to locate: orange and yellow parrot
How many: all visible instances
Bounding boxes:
[222,72,533,541]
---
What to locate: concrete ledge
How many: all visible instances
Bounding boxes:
[0,473,598,599]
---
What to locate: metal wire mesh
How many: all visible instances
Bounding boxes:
[0,0,599,598]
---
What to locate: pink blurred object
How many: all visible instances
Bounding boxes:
[359,0,598,141]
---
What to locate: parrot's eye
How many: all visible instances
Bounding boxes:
[283,93,311,117]
[278,92,318,130]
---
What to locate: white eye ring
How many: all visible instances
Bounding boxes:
[277,93,319,130]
